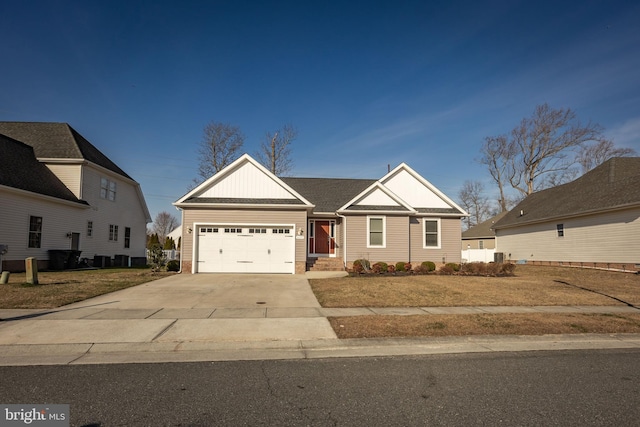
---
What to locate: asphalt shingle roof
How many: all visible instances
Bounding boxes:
[462,211,508,239]
[0,122,132,180]
[493,157,640,229]
[0,134,87,205]
[281,177,376,213]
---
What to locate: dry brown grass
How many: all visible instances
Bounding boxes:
[313,265,640,338]
[310,265,640,307]
[329,313,640,338]
[0,268,174,309]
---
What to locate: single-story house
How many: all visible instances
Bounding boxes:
[0,122,151,272]
[461,211,507,250]
[173,154,468,274]
[492,157,640,271]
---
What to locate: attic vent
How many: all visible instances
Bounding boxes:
[519,210,524,216]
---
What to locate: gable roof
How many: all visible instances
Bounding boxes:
[175,154,314,208]
[462,211,508,239]
[494,157,640,230]
[176,154,467,217]
[0,134,88,206]
[0,122,132,179]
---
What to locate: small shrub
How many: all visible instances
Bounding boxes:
[405,262,412,272]
[372,262,388,274]
[413,264,428,274]
[501,263,516,276]
[166,260,180,272]
[439,264,455,275]
[422,261,436,272]
[147,244,167,272]
[352,259,370,273]
[387,264,396,273]
[395,261,406,272]
[445,262,460,272]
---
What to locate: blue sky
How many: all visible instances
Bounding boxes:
[2,1,639,223]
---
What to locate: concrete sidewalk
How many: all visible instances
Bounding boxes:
[1,305,639,366]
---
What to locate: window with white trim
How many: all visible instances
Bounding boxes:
[109,224,118,241]
[87,221,93,237]
[100,178,116,201]
[423,218,441,248]
[478,240,484,249]
[367,216,385,247]
[124,227,131,248]
[557,224,564,237]
[28,216,43,248]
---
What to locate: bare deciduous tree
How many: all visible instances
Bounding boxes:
[195,121,245,184]
[507,103,607,196]
[255,124,297,176]
[479,135,513,212]
[576,139,637,174]
[152,211,178,244]
[481,104,611,201]
[458,180,491,230]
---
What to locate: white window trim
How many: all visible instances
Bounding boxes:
[423,218,441,249]
[367,216,386,248]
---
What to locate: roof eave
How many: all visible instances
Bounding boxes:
[1,184,91,208]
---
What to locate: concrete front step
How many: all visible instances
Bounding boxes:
[307,257,345,272]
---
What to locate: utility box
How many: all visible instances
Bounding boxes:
[113,255,129,267]
[93,255,111,268]
[494,252,504,264]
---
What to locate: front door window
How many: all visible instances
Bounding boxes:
[309,220,335,255]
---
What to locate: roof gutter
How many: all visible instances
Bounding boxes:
[336,213,347,269]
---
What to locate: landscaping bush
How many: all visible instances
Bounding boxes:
[422,261,436,272]
[387,264,396,273]
[460,262,517,276]
[166,260,180,272]
[352,259,370,273]
[372,262,388,274]
[500,262,516,275]
[395,261,406,272]
[445,262,460,272]
[438,264,455,275]
[405,262,412,272]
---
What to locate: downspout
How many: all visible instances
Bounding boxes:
[336,213,347,270]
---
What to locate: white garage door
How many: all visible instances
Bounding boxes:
[196,225,295,273]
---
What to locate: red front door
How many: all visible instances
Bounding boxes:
[315,221,330,254]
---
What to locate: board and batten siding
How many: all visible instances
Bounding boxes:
[345,215,409,264]
[410,217,462,264]
[496,207,640,264]
[181,208,308,272]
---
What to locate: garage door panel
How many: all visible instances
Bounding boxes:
[196,225,295,273]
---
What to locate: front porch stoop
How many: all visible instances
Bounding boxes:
[307,257,345,272]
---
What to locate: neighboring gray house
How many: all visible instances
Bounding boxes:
[493,157,640,271]
[461,211,508,250]
[0,122,151,272]
[173,154,468,274]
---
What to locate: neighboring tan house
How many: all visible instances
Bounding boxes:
[0,122,151,272]
[461,211,508,250]
[492,157,640,271]
[173,154,468,274]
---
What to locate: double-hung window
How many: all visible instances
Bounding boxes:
[424,218,441,248]
[367,216,385,247]
[124,227,131,248]
[28,216,43,248]
[109,224,119,241]
[100,178,116,201]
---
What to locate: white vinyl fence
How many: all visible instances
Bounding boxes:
[461,248,496,263]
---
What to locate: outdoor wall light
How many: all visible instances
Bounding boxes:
[297,227,304,236]
[187,227,193,234]
[66,232,73,239]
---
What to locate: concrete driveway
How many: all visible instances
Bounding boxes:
[0,274,338,346]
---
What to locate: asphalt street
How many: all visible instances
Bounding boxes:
[1,349,639,426]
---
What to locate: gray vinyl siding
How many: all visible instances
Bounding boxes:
[345,215,410,264]
[410,217,462,264]
[181,208,308,264]
[496,207,640,264]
